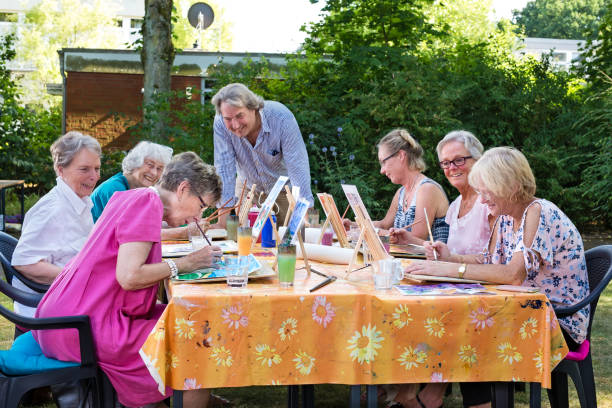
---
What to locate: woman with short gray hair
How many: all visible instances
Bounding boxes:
[392,130,494,408]
[91,140,173,222]
[436,130,492,255]
[12,131,101,320]
[34,152,223,408]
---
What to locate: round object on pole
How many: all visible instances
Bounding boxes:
[187,2,214,30]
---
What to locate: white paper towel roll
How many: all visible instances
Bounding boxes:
[296,243,354,264]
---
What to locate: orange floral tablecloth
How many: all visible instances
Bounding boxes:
[140,258,568,395]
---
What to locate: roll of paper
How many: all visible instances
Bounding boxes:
[296,243,354,265]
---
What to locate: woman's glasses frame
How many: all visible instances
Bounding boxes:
[439,156,472,169]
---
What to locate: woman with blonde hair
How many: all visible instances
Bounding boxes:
[406,146,590,348]
[371,128,449,245]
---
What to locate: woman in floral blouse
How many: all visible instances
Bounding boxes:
[406,146,590,348]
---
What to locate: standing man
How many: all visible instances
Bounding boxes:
[211,83,313,227]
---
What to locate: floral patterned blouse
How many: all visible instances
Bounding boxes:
[484,199,590,343]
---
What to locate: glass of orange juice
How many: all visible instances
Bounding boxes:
[237,227,252,256]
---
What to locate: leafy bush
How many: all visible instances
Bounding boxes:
[0,34,62,194]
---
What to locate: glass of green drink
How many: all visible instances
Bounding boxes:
[226,214,239,241]
[277,244,297,288]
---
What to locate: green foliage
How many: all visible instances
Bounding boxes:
[125,88,216,164]
[512,0,607,40]
[204,11,608,228]
[0,34,62,193]
[303,0,437,56]
[16,0,123,108]
[572,77,612,225]
[579,1,612,90]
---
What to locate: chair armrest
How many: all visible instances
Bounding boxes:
[0,277,43,307]
[0,306,96,366]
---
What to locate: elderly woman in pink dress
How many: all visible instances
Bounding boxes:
[407,146,590,346]
[34,152,223,408]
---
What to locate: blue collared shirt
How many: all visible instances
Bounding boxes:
[213,100,313,206]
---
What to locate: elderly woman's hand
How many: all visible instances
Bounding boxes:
[404,259,456,277]
[389,228,409,244]
[186,245,223,269]
[423,241,451,261]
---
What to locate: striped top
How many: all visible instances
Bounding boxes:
[394,177,449,243]
[213,101,313,206]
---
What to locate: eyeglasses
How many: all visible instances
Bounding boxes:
[379,150,399,166]
[197,195,208,210]
[439,156,472,169]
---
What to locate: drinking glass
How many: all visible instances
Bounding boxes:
[373,258,395,290]
[237,226,252,256]
[307,208,320,227]
[226,214,239,241]
[379,235,391,253]
[188,221,206,251]
[225,255,249,289]
[321,227,334,246]
[348,224,361,246]
[277,244,297,287]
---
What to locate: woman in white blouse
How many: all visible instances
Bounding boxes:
[11,131,101,322]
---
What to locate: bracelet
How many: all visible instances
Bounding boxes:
[164,259,179,279]
[458,263,467,279]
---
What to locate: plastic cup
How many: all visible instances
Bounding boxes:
[237,227,252,256]
[277,244,296,287]
[226,214,239,241]
[225,255,249,289]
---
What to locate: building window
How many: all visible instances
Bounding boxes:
[0,12,18,22]
[115,18,123,28]
[130,18,143,29]
[552,52,567,63]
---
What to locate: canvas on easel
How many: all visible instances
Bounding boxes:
[251,176,289,240]
[341,184,390,276]
[283,190,312,276]
[316,193,350,248]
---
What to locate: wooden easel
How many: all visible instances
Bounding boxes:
[238,183,257,227]
[282,188,312,277]
[316,193,350,248]
[344,202,390,278]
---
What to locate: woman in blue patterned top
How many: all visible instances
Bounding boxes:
[373,128,449,245]
[407,147,590,347]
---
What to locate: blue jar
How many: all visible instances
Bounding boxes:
[261,213,277,248]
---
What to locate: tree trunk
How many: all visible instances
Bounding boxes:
[141,0,175,137]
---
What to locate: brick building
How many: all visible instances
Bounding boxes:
[60,48,288,148]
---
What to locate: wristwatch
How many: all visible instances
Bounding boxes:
[458,263,467,279]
